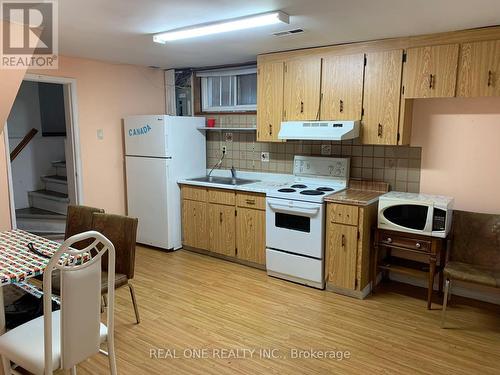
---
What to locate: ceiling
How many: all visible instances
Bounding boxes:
[52,0,500,68]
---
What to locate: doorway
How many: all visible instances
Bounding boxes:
[4,74,82,238]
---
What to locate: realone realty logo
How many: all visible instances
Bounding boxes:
[1,0,58,69]
[129,124,152,137]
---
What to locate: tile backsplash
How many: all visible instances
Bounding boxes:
[205,114,421,193]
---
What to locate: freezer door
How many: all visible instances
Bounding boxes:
[125,156,171,249]
[124,115,168,157]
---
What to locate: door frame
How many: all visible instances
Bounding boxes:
[4,74,83,229]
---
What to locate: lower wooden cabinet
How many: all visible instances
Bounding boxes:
[181,199,208,250]
[236,207,265,265]
[181,185,266,268]
[325,202,378,298]
[208,203,236,256]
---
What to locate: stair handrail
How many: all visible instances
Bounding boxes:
[10,128,38,162]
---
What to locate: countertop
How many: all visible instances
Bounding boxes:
[178,170,294,194]
[324,180,390,206]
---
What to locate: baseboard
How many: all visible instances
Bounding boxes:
[326,282,371,299]
[388,272,500,305]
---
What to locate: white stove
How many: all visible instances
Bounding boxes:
[265,156,350,289]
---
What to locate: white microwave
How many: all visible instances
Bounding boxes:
[378,192,454,238]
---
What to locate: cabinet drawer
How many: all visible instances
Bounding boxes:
[328,203,359,226]
[380,233,431,253]
[236,192,266,210]
[208,189,235,205]
[182,185,207,201]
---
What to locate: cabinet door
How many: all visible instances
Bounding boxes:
[236,207,266,265]
[326,223,358,290]
[182,199,208,250]
[208,203,236,256]
[457,40,500,97]
[257,61,285,142]
[283,56,322,121]
[404,44,459,98]
[362,50,403,145]
[321,53,364,120]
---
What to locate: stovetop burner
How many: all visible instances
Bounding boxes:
[278,188,296,193]
[316,187,335,192]
[291,184,308,189]
[300,190,325,196]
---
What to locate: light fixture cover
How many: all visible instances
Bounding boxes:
[153,11,289,43]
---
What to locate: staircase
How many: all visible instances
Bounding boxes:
[16,161,69,238]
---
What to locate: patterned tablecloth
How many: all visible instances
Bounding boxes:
[0,230,61,286]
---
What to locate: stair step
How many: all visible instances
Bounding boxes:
[51,161,66,168]
[16,208,66,235]
[28,190,69,202]
[41,175,67,184]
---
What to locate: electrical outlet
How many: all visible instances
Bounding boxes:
[221,146,227,154]
[97,129,104,140]
[321,144,332,155]
[223,132,233,142]
[261,152,270,162]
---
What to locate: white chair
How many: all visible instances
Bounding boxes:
[0,231,117,375]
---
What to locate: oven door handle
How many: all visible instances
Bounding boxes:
[267,202,320,216]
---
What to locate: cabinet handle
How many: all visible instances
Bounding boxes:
[378,124,383,137]
[341,234,346,247]
[300,101,304,113]
[245,199,255,205]
[415,242,421,249]
[339,100,344,113]
[269,124,273,136]
[219,212,223,223]
[488,70,493,87]
[386,237,393,243]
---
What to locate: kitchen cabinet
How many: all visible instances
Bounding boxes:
[257,61,285,142]
[180,185,266,268]
[208,203,236,256]
[181,198,208,250]
[362,50,403,145]
[283,56,322,121]
[457,40,500,97]
[403,44,459,98]
[325,202,378,298]
[321,53,365,120]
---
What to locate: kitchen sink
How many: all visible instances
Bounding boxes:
[188,176,260,186]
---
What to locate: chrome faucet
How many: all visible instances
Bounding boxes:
[230,166,237,179]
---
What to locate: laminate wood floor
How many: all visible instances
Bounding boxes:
[70,247,500,374]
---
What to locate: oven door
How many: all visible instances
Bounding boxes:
[378,200,433,235]
[266,197,324,259]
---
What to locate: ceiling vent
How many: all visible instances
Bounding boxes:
[272,28,304,37]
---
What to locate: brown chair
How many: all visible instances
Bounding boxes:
[92,213,140,324]
[65,205,105,240]
[441,210,500,327]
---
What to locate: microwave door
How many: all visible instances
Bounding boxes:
[382,204,432,234]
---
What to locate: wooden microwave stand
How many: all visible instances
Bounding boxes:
[372,229,447,309]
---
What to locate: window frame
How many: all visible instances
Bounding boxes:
[199,67,257,112]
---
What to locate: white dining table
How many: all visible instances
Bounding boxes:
[0,230,61,334]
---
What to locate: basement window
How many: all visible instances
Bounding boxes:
[198,66,257,112]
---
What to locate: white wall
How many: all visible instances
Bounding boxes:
[7,81,65,209]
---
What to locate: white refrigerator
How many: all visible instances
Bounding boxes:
[124,115,206,250]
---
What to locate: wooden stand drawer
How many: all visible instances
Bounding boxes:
[328,203,359,226]
[379,233,431,252]
[236,192,266,210]
[182,185,207,201]
[208,189,236,205]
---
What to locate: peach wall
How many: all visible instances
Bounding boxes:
[411,97,500,214]
[0,55,165,228]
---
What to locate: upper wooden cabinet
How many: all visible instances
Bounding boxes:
[362,50,403,145]
[457,40,500,97]
[403,44,459,98]
[283,56,322,121]
[320,53,365,120]
[257,61,285,142]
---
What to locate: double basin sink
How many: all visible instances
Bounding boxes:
[188,176,260,186]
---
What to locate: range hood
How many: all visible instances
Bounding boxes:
[278,120,360,141]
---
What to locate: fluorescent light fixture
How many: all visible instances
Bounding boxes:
[153,11,289,43]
